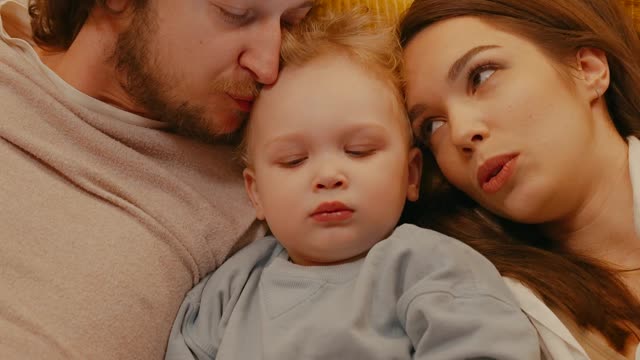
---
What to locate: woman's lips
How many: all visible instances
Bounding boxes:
[477,154,519,193]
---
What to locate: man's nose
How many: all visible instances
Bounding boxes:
[238,21,281,85]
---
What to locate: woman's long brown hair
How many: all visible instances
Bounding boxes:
[399,0,640,352]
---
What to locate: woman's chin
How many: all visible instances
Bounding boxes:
[482,188,553,225]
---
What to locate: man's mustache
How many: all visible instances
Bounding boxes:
[213,78,260,98]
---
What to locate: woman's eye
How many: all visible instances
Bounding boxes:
[417,118,446,143]
[470,65,497,92]
[429,120,445,133]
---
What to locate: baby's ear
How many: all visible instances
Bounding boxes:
[243,168,265,220]
[406,148,423,202]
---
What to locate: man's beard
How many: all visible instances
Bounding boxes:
[111,6,258,143]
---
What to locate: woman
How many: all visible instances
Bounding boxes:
[399,0,640,359]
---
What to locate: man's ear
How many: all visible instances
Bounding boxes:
[406,147,423,202]
[575,47,610,102]
[243,168,265,220]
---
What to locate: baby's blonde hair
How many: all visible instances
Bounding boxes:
[240,7,409,166]
[280,7,404,103]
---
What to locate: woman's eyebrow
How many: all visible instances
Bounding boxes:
[448,45,501,82]
[407,45,502,122]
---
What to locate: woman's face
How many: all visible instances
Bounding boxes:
[403,16,611,224]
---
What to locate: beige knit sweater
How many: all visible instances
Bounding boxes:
[0,1,264,359]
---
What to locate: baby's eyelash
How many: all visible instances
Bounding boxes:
[279,157,307,168]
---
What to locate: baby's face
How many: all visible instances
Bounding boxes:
[243,55,422,266]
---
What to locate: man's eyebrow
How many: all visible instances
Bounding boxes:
[447,45,500,82]
[408,103,427,123]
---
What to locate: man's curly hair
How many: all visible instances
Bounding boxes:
[28,0,147,50]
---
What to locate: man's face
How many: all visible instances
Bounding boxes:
[114,0,314,141]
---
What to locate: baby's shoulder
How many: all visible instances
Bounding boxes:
[375,224,483,260]
[367,224,511,299]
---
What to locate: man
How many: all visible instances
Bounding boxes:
[0,0,313,359]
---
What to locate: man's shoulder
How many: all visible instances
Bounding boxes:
[0,0,32,47]
[0,1,42,86]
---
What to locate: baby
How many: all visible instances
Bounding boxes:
[166,9,540,360]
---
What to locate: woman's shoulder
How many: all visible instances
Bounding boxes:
[627,135,640,163]
[503,278,590,360]
[626,136,640,237]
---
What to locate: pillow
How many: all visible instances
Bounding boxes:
[623,0,640,28]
